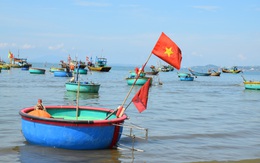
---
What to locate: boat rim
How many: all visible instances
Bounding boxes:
[19,105,128,124]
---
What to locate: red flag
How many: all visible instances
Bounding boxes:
[132,79,151,113]
[152,32,182,70]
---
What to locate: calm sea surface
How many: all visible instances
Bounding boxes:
[0,63,260,163]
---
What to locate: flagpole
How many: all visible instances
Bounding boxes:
[105,52,153,120]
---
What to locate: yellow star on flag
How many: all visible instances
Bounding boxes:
[164,47,173,57]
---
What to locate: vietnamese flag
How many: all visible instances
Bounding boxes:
[132,79,151,113]
[152,32,182,70]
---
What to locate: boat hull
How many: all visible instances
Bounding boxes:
[73,68,88,74]
[21,67,29,71]
[88,66,111,72]
[244,81,260,90]
[50,67,65,73]
[222,69,242,74]
[54,71,72,77]
[145,71,159,75]
[19,106,127,150]
[188,68,211,76]
[210,72,221,76]
[179,76,194,81]
[29,68,46,74]
[126,77,152,85]
[65,82,100,93]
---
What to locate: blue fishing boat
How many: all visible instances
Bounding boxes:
[21,67,29,71]
[126,71,152,85]
[29,68,46,74]
[188,68,211,76]
[73,68,88,74]
[242,76,260,90]
[54,71,73,77]
[66,81,100,93]
[65,66,100,93]
[126,77,152,85]
[50,67,65,73]
[19,105,127,150]
[177,72,194,81]
[244,81,260,90]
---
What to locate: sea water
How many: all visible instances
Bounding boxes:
[0,63,260,163]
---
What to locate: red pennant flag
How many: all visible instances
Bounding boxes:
[132,79,151,113]
[152,32,182,70]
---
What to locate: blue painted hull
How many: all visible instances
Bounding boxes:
[29,68,46,74]
[54,71,72,77]
[19,106,127,150]
[180,76,194,81]
[66,82,100,93]
[126,77,152,85]
[244,81,260,90]
[21,67,29,71]
[188,69,211,76]
[74,68,88,74]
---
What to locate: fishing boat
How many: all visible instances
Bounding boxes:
[65,67,100,93]
[145,71,159,75]
[66,81,100,93]
[87,57,111,72]
[73,68,88,74]
[54,71,73,77]
[0,64,11,70]
[145,65,159,75]
[188,68,211,76]
[19,105,127,150]
[50,67,65,73]
[29,68,46,74]
[126,71,153,85]
[243,81,260,90]
[222,66,242,73]
[177,72,194,81]
[210,71,221,76]
[242,76,260,90]
[60,60,87,69]
[13,58,32,69]
[126,76,152,85]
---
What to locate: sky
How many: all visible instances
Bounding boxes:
[0,0,260,67]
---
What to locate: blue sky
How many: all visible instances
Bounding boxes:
[0,0,260,67]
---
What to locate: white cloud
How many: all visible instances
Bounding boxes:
[191,51,203,57]
[0,43,17,49]
[238,54,246,61]
[48,43,64,50]
[21,44,34,49]
[0,43,8,48]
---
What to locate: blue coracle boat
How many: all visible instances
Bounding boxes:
[65,81,100,93]
[178,72,194,81]
[73,68,88,74]
[54,71,73,77]
[19,106,127,150]
[29,68,46,74]
[66,66,100,93]
[126,71,153,85]
[244,81,260,90]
